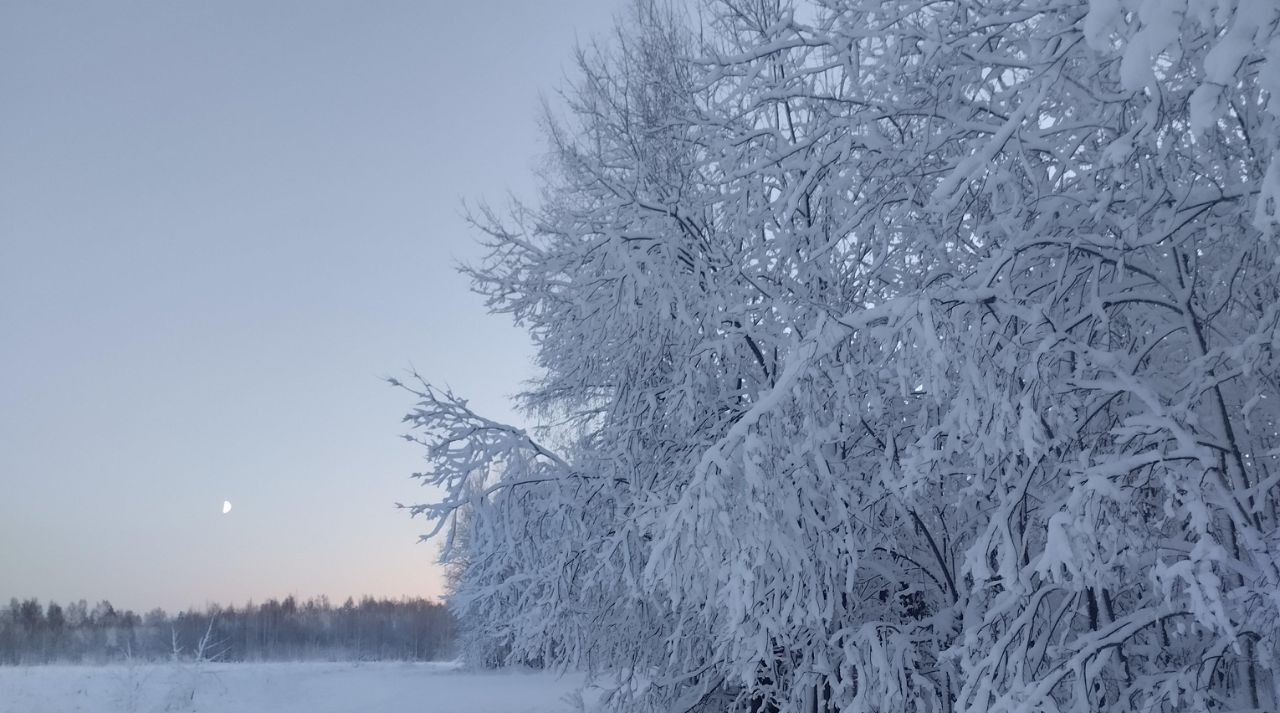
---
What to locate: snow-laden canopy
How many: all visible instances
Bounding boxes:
[402,1,1280,711]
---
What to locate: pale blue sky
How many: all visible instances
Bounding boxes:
[0,0,621,612]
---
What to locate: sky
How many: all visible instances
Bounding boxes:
[0,0,622,613]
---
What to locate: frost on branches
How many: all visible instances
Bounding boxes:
[399,1,1280,711]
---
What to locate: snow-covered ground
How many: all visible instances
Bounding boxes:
[0,661,591,713]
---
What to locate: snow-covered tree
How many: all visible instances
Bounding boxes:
[402,1,1280,711]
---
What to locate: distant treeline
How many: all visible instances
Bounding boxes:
[0,595,454,665]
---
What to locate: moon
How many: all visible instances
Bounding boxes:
[222,500,233,514]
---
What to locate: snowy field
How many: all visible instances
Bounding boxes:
[0,661,591,713]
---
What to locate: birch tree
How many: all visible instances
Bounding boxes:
[402,1,1280,710]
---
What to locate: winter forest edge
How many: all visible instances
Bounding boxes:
[0,596,453,665]
[399,1,1280,712]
